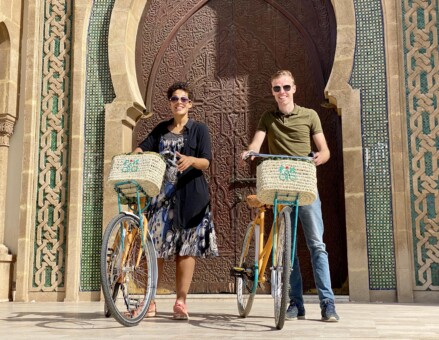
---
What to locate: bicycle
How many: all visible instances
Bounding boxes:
[100,152,165,327]
[231,151,316,330]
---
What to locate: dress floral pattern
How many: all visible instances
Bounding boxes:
[147,133,218,260]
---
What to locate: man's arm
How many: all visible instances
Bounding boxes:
[312,132,330,166]
[241,130,266,159]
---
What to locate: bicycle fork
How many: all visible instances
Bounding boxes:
[231,208,271,289]
[270,196,299,298]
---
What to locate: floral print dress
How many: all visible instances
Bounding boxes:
[147,132,218,260]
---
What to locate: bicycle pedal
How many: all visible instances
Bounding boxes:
[230,267,245,277]
[232,267,245,272]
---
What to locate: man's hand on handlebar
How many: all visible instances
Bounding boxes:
[241,150,257,161]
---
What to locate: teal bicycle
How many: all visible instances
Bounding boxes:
[100,152,165,327]
[231,151,316,330]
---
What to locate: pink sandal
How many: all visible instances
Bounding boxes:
[146,301,156,318]
[173,300,189,320]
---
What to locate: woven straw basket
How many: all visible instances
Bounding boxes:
[256,159,317,206]
[108,152,166,197]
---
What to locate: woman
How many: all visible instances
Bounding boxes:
[133,81,218,320]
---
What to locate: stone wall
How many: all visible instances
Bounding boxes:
[1,0,437,303]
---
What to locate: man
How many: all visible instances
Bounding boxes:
[241,70,339,322]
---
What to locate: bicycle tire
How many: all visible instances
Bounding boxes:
[100,212,157,327]
[236,222,258,317]
[104,282,120,318]
[273,206,292,330]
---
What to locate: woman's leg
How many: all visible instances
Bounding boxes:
[175,255,195,303]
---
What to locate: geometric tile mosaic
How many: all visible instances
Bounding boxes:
[350,0,396,289]
[80,0,116,291]
[33,0,72,291]
[402,0,439,290]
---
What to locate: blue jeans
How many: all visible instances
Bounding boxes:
[288,193,335,308]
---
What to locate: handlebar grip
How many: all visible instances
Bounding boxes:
[243,150,257,160]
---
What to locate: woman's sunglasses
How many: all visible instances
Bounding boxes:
[272,85,292,92]
[169,96,191,104]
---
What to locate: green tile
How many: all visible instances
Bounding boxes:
[80,0,116,292]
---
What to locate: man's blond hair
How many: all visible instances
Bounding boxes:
[271,70,295,84]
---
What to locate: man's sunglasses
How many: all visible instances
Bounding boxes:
[272,85,292,92]
[169,96,191,104]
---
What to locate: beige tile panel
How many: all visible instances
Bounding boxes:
[342,149,365,194]
[369,290,397,303]
[345,193,369,302]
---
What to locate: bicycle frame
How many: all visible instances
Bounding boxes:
[114,180,151,250]
[243,151,312,270]
[234,151,314,329]
[272,192,300,272]
[249,193,299,290]
[107,180,155,276]
[102,171,159,326]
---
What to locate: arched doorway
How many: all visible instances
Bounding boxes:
[134,0,347,294]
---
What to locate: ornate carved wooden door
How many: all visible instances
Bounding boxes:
[135,0,347,294]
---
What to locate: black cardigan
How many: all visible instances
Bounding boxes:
[138,118,212,229]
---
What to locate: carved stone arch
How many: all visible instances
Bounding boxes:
[325,0,367,301]
[0,16,20,301]
[108,0,148,124]
[0,19,13,301]
[0,20,18,143]
[103,0,150,228]
[106,0,367,300]
[326,0,359,113]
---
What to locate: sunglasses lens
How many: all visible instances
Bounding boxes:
[272,85,292,92]
[170,96,190,103]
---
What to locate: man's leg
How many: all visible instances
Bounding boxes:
[299,193,339,321]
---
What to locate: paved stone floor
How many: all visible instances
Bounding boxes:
[0,295,438,339]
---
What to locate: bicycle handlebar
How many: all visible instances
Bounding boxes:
[243,150,315,162]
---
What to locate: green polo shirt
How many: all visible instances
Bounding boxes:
[256,105,323,156]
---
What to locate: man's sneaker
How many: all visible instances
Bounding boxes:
[286,302,305,320]
[321,301,339,322]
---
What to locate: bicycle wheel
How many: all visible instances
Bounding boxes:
[236,222,258,317]
[104,282,120,317]
[101,213,157,327]
[273,206,292,330]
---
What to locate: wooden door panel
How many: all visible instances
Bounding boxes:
[134,0,347,294]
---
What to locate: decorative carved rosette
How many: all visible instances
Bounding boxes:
[0,117,15,147]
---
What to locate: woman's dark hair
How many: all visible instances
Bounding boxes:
[167,81,193,100]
